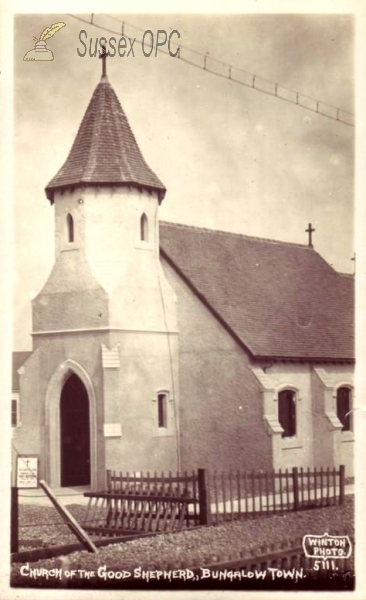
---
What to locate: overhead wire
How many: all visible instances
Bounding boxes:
[68,12,354,128]
[154,228,181,473]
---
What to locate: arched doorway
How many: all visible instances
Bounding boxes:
[60,374,91,486]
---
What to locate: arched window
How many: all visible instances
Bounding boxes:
[67,213,74,243]
[140,213,149,241]
[278,389,296,438]
[337,387,352,431]
[157,393,167,428]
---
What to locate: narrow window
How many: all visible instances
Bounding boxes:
[278,389,296,438]
[337,387,352,431]
[157,393,167,428]
[67,213,74,243]
[140,213,149,241]
[11,398,18,427]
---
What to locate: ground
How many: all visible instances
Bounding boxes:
[11,496,354,591]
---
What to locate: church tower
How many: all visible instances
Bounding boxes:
[21,65,179,489]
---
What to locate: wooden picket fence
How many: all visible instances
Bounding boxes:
[82,469,207,536]
[208,465,345,524]
[82,465,345,535]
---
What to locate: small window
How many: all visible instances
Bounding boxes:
[140,213,149,241]
[337,387,352,431]
[11,396,19,427]
[278,389,296,438]
[67,213,74,243]
[157,393,167,428]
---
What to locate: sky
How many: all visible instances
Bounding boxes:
[12,11,355,350]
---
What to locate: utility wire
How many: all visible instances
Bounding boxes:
[68,13,354,128]
[155,235,181,473]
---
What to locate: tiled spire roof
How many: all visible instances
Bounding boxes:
[45,76,166,203]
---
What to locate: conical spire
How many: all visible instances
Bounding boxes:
[45,77,166,203]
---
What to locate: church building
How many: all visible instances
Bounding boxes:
[12,65,354,489]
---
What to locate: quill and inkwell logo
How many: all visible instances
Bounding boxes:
[23,22,66,61]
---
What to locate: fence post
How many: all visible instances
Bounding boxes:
[11,486,19,554]
[292,467,299,511]
[339,465,345,505]
[39,480,98,553]
[197,468,211,526]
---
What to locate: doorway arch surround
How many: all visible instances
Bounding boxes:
[45,359,98,489]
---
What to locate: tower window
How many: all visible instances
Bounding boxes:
[337,387,352,431]
[67,213,74,243]
[140,213,149,241]
[157,393,167,428]
[278,389,296,438]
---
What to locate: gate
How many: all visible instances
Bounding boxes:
[82,469,210,537]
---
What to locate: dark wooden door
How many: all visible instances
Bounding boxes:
[60,374,90,487]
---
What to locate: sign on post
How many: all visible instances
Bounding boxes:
[16,455,39,488]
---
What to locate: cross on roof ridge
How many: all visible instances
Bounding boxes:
[305,223,315,247]
[99,44,109,79]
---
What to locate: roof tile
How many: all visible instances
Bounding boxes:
[45,77,166,203]
[160,222,354,361]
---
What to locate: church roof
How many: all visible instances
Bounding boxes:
[160,222,354,361]
[45,77,166,203]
